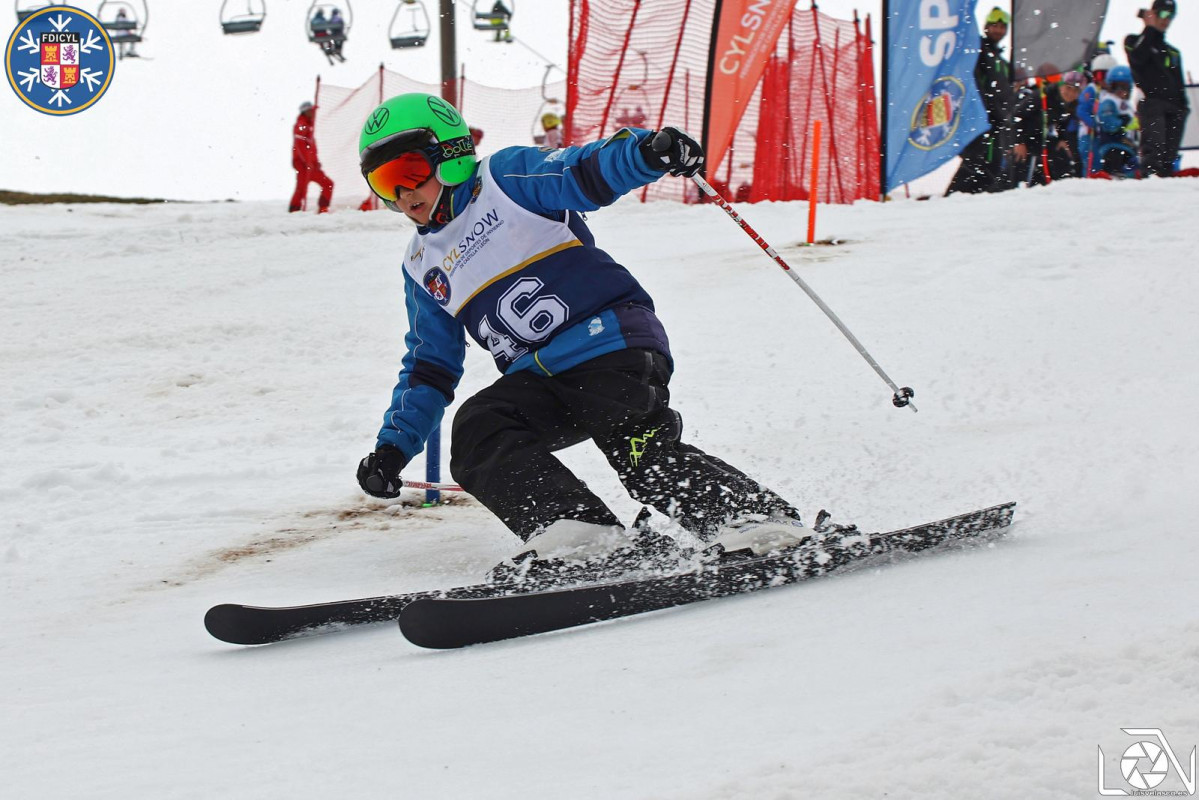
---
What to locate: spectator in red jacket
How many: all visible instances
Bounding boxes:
[290,101,334,213]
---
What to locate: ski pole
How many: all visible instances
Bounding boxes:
[690,173,916,412]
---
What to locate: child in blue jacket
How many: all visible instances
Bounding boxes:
[353,93,807,582]
[1096,65,1140,176]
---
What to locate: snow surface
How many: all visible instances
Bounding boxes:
[3,177,1198,798]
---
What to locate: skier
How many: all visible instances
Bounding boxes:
[354,93,808,583]
[289,101,334,213]
[328,8,347,62]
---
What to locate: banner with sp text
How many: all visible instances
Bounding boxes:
[885,0,989,192]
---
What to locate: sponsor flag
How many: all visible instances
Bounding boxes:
[1011,0,1109,81]
[884,0,990,192]
[704,0,798,178]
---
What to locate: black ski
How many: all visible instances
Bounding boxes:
[204,583,512,645]
[398,502,1016,649]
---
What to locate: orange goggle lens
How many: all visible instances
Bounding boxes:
[366,151,434,201]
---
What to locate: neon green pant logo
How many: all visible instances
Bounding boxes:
[628,427,659,468]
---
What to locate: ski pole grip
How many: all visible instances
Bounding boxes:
[649,130,673,153]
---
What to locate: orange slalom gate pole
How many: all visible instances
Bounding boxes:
[807,119,822,244]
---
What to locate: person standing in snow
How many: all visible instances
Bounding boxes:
[1095,65,1141,176]
[1124,0,1189,177]
[290,101,334,213]
[946,7,1015,195]
[354,93,808,582]
[540,112,564,149]
[1078,54,1117,176]
[1010,73,1085,185]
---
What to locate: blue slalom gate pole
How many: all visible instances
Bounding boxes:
[425,424,441,505]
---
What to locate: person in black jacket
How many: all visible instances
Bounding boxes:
[1124,0,1189,176]
[946,7,1015,195]
[1010,75,1084,187]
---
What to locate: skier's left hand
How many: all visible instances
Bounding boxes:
[640,127,705,177]
[356,446,408,498]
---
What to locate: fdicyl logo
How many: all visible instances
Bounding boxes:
[5,5,114,115]
[1099,729,1197,796]
[423,267,451,306]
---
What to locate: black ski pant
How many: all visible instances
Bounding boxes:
[1137,98,1189,178]
[945,132,1011,195]
[450,348,800,542]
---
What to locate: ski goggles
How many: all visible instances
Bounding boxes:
[365,150,435,201]
[361,128,441,201]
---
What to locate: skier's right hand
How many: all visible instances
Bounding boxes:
[357,446,408,499]
[640,127,705,177]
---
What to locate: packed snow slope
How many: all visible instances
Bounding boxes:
[2,178,1198,799]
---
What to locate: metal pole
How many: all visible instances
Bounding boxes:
[880,0,889,200]
[439,0,457,104]
[426,0,460,505]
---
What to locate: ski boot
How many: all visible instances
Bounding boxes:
[702,512,811,563]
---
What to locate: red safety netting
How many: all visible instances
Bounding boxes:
[567,0,879,204]
[313,68,566,210]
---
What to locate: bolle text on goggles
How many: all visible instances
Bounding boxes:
[366,151,435,201]
[360,129,476,202]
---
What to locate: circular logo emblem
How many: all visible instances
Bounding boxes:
[907,75,967,152]
[1121,741,1169,790]
[5,5,115,115]
[422,267,451,306]
[427,96,461,127]
[365,106,389,135]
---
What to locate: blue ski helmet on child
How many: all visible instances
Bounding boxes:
[1107,65,1133,86]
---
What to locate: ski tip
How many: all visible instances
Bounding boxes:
[204,604,268,646]
[397,599,462,650]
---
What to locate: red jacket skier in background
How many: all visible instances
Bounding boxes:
[290,101,334,213]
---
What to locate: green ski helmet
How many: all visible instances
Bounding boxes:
[359,93,477,214]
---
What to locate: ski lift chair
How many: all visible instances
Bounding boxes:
[389,0,428,49]
[15,1,51,21]
[307,3,349,44]
[220,0,265,35]
[98,1,146,59]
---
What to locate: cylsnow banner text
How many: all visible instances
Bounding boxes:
[704,0,797,179]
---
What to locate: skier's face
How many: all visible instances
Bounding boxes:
[395,175,441,225]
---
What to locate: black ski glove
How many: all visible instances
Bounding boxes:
[356,445,408,499]
[639,127,705,177]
